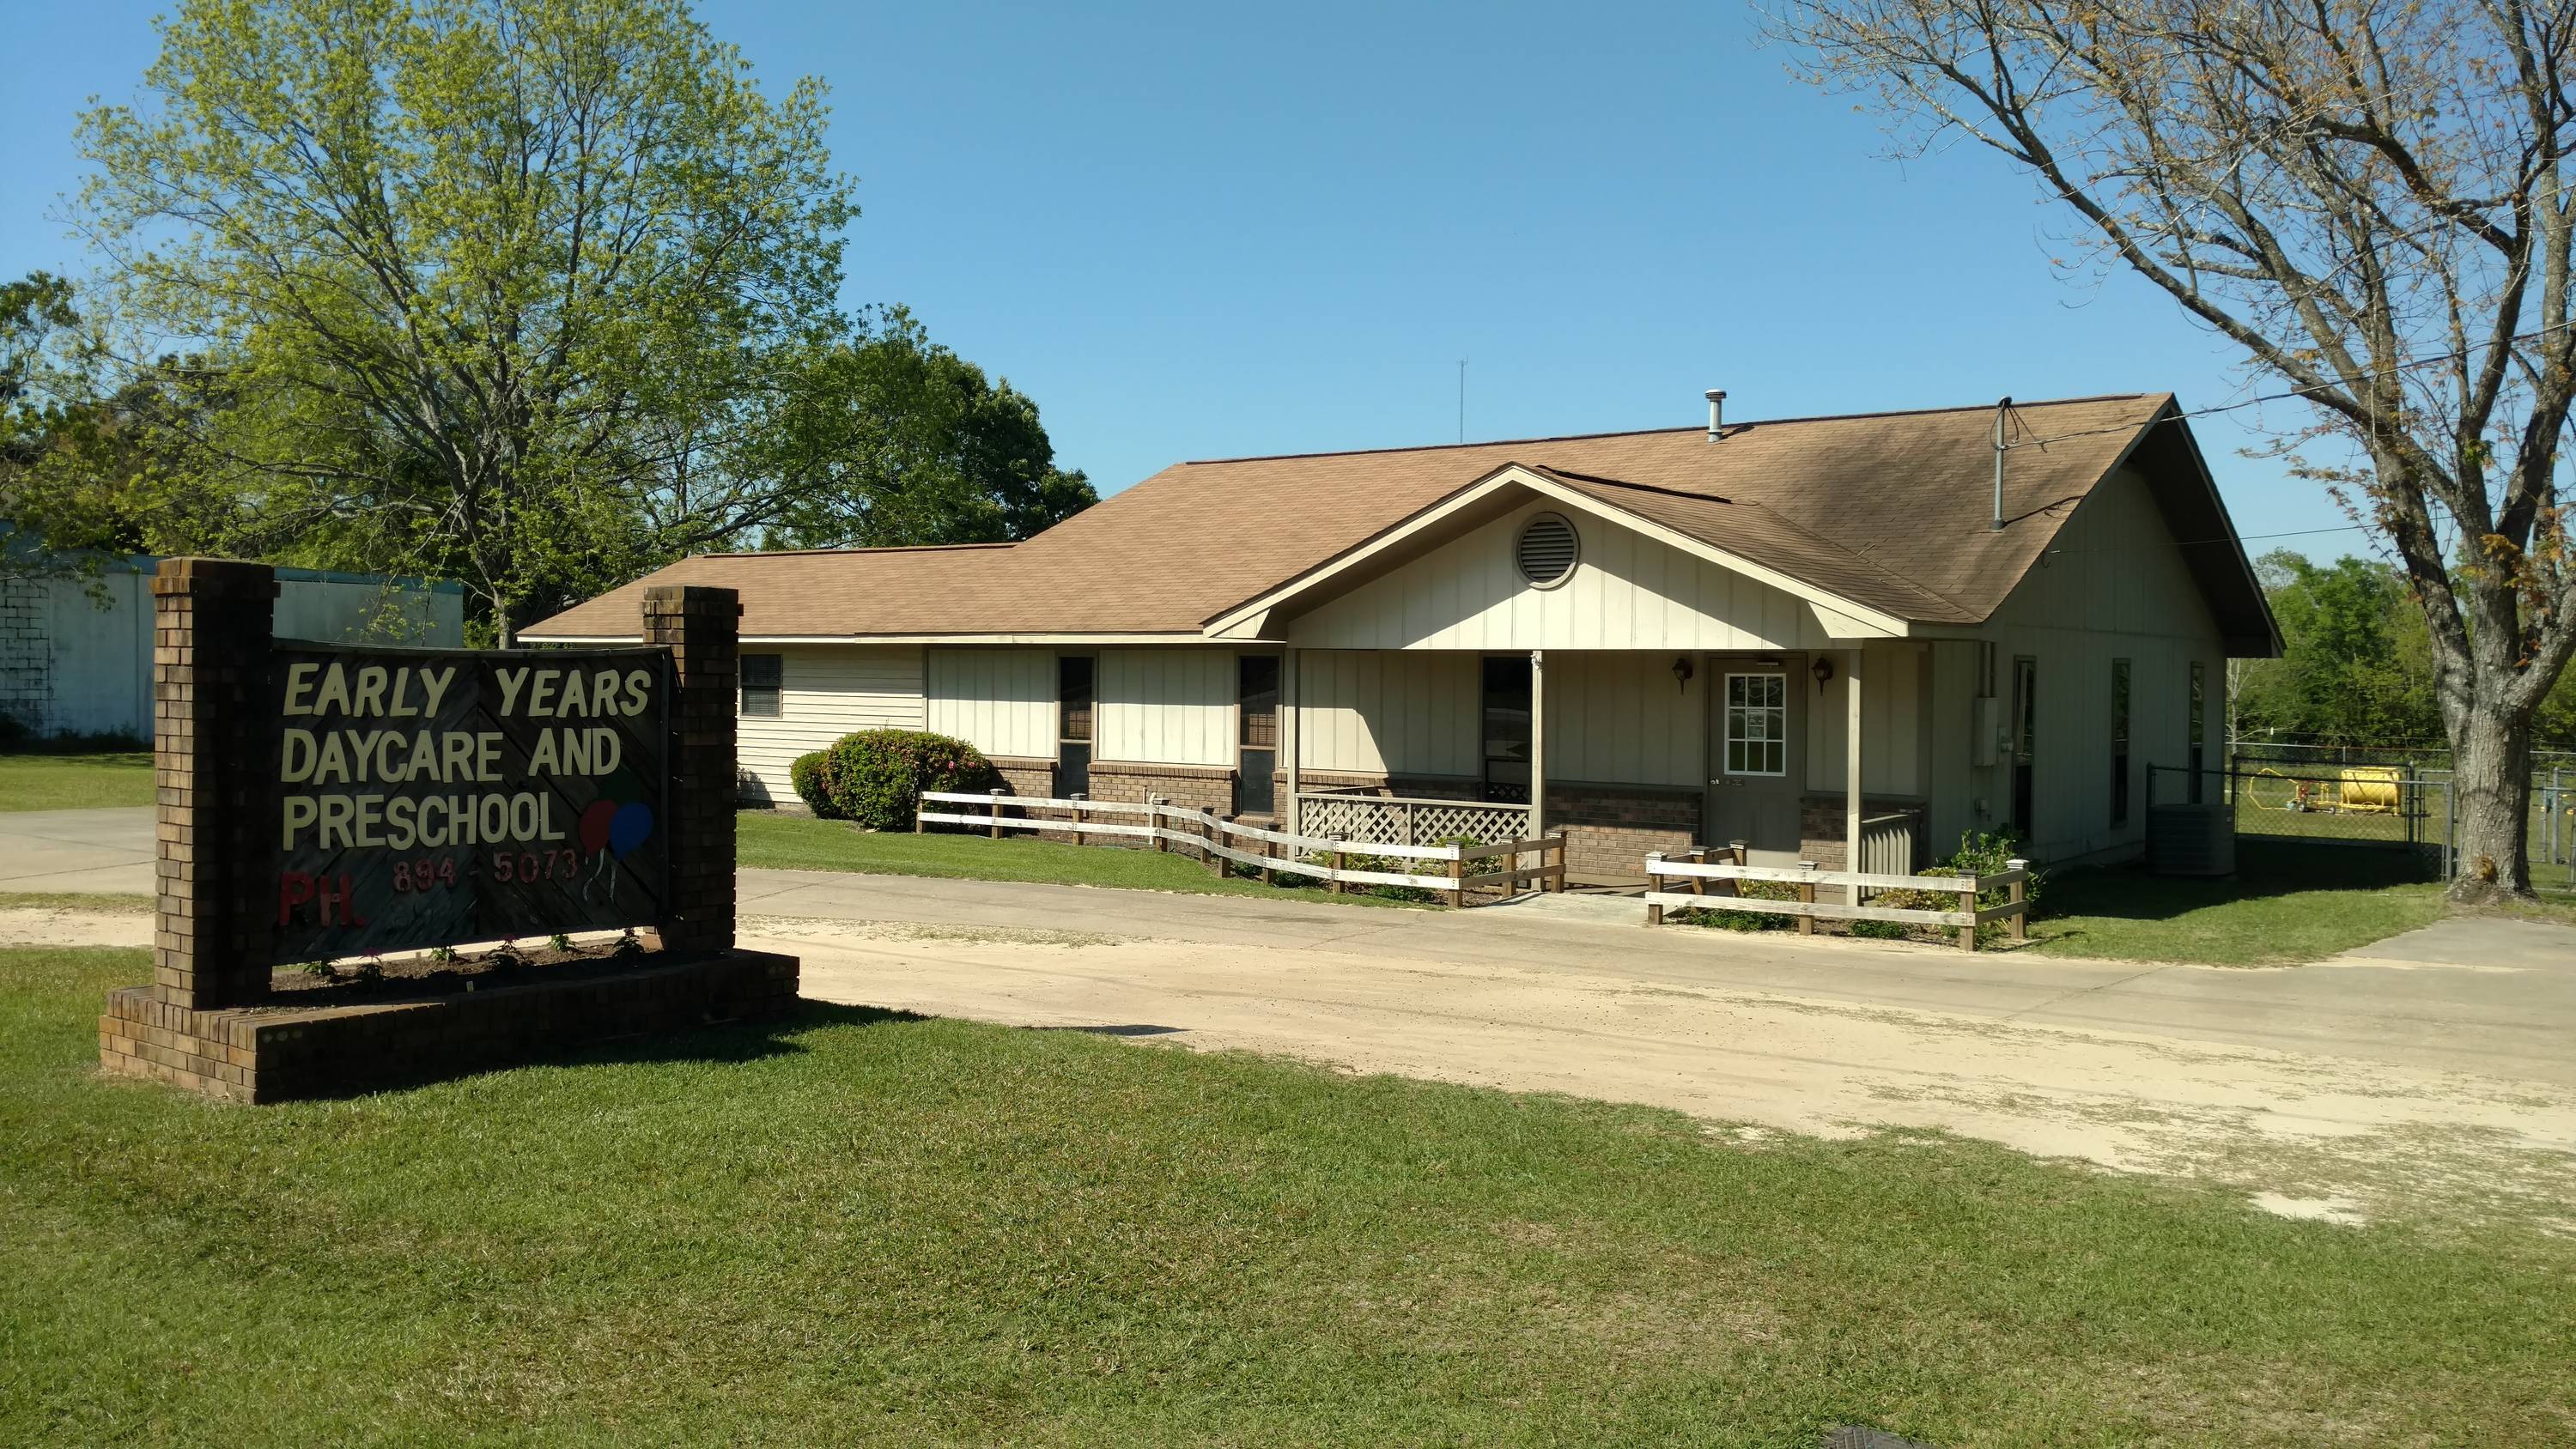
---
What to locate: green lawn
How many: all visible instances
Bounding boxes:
[4,947,2570,1444]
[738,810,1425,908]
[0,753,153,812]
[2025,846,2452,966]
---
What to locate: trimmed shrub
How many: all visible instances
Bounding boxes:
[817,730,1000,830]
[789,751,835,817]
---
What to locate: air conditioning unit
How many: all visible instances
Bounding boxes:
[1971,696,2004,767]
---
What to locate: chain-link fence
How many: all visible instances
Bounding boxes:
[2153,762,2453,878]
[2226,741,2576,884]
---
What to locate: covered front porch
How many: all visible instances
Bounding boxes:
[1272,644,1934,888]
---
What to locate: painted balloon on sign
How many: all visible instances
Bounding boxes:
[610,802,655,858]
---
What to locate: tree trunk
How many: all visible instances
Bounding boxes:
[2446,702,2534,902]
[495,599,516,651]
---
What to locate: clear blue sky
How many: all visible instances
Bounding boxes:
[3,0,2364,559]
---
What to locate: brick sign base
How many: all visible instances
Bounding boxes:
[105,558,795,1104]
[100,950,799,1104]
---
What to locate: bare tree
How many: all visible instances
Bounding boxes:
[1767,0,2576,899]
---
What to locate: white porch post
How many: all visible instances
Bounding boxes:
[1282,647,1302,836]
[1846,646,1865,906]
[1529,648,1546,840]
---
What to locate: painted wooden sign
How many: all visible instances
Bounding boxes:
[266,644,670,964]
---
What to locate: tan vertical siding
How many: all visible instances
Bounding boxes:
[1806,642,1925,795]
[926,647,1056,760]
[1543,652,1704,787]
[1098,648,1236,766]
[1288,500,1864,651]
[1297,648,1479,777]
[735,646,927,803]
[1968,467,2231,862]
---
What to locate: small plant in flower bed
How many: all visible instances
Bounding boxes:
[611,928,645,963]
[429,945,457,965]
[1673,879,1801,931]
[351,952,385,985]
[549,933,574,954]
[301,960,338,982]
[489,937,526,969]
[1856,831,2044,944]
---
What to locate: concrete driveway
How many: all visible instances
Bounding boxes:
[0,808,158,894]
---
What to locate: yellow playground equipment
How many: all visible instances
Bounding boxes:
[2245,764,2406,813]
[2337,767,2403,814]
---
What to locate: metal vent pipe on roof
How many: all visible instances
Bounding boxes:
[1991,395,2012,532]
[1705,389,1726,441]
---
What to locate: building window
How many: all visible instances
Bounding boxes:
[1723,673,1787,776]
[1236,654,1279,817]
[1056,655,1094,797]
[2011,657,2038,838]
[2187,661,2207,804]
[1057,655,1094,743]
[740,653,782,718]
[1481,654,1534,803]
[2110,658,2131,828]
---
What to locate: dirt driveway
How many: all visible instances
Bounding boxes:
[728,888,2576,1232]
[9,825,2574,1230]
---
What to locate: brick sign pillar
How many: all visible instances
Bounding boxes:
[151,557,278,1009]
[644,585,739,956]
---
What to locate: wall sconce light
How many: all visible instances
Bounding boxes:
[1671,656,1694,694]
[1812,656,1836,694]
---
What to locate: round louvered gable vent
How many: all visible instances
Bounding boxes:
[1515,512,1580,587]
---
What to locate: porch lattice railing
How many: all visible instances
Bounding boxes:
[1292,790,1533,847]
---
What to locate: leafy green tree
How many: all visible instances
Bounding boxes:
[2237,551,2442,747]
[0,274,226,581]
[73,0,857,642]
[756,310,1096,550]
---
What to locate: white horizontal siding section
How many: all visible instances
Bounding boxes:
[1285,500,1868,652]
[1807,642,1925,796]
[735,646,926,805]
[926,647,1056,760]
[1297,648,1478,777]
[1545,652,1704,787]
[1098,648,1235,767]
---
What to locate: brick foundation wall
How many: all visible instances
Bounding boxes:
[1798,798,1931,872]
[987,755,1058,800]
[1546,782,1702,878]
[99,951,799,1104]
[1084,760,1236,815]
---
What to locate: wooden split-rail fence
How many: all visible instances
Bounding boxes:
[1643,842,2031,951]
[915,789,1568,906]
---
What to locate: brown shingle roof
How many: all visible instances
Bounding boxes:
[524,392,2183,640]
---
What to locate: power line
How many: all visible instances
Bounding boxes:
[2043,523,2369,555]
[1998,318,2576,453]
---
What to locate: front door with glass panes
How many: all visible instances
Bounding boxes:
[1704,658,1807,863]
